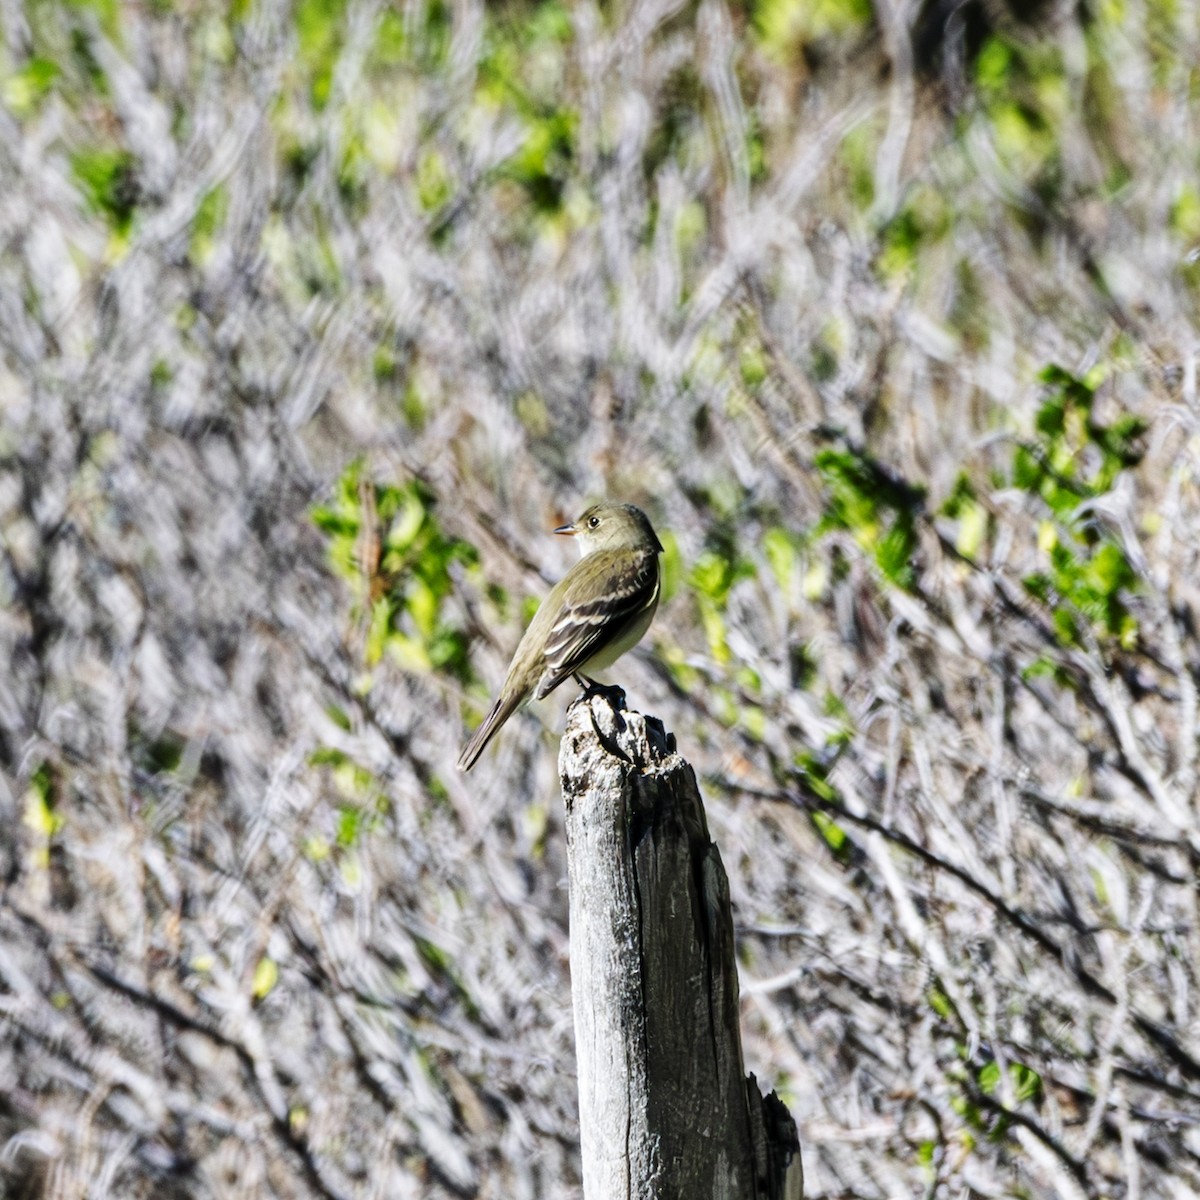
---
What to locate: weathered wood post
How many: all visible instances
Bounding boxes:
[559,685,802,1200]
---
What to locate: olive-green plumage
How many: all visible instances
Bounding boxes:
[457,502,663,771]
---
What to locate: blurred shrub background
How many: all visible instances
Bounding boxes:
[3,0,1200,1195]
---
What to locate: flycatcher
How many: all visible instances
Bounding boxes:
[456,502,663,771]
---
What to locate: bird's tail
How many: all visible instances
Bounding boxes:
[456,689,524,772]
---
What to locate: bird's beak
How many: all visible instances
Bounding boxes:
[554,521,577,536]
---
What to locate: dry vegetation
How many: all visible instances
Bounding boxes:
[3,0,1200,1195]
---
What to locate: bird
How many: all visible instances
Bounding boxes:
[456,502,663,771]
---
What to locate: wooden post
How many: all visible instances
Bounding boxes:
[559,686,802,1200]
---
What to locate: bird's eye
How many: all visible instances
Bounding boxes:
[588,516,600,528]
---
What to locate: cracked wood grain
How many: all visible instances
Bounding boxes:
[560,684,802,1200]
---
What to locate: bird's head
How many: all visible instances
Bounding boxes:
[555,502,664,557]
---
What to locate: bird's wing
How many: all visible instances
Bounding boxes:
[533,548,659,700]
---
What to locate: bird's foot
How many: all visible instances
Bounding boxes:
[573,674,625,704]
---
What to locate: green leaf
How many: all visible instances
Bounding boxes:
[325,705,352,732]
[689,547,755,606]
[365,595,393,666]
[252,956,279,1000]
[978,1060,1001,1093]
[815,448,925,591]
[308,746,349,767]
[956,500,988,560]
[740,705,766,742]
[939,473,976,519]
[739,338,769,388]
[71,148,138,235]
[1008,363,1144,651]
[691,551,731,602]
[1171,183,1200,242]
[1022,655,1076,689]
[303,835,330,861]
[190,184,228,265]
[3,57,60,117]
[794,750,839,802]
[388,632,433,672]
[753,0,872,57]
[927,986,955,1021]
[295,0,347,108]
[876,517,918,590]
[429,628,469,674]
[386,490,427,554]
[763,526,798,594]
[415,935,450,973]
[811,810,848,857]
[65,0,121,39]
[878,186,950,279]
[975,36,1012,91]
[371,8,408,66]
[659,529,683,604]
[23,762,63,840]
[698,600,730,664]
[336,804,366,847]
[1010,1061,1043,1103]
[416,149,453,212]
[313,467,477,684]
[407,576,439,639]
[503,107,577,213]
